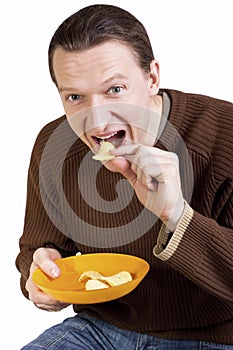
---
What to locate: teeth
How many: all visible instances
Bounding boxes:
[98,132,117,140]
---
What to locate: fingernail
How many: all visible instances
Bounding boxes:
[51,268,60,278]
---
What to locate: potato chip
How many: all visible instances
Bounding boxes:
[79,270,103,282]
[79,269,133,291]
[85,279,109,291]
[92,141,115,161]
[101,271,133,287]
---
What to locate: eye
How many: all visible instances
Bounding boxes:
[107,86,124,95]
[67,94,82,102]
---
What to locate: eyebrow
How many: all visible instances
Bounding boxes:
[58,86,79,93]
[102,73,129,85]
[58,73,129,94]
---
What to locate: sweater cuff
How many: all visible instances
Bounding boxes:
[153,201,194,261]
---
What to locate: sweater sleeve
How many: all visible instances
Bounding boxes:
[154,194,233,303]
[153,90,233,303]
[15,123,78,299]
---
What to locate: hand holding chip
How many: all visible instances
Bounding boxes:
[109,144,185,232]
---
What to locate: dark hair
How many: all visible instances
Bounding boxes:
[48,4,155,85]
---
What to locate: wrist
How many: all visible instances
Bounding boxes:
[163,199,186,232]
[153,201,194,261]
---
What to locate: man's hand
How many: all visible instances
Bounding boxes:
[110,144,185,232]
[25,247,70,312]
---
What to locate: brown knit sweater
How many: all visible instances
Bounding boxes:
[16,89,233,344]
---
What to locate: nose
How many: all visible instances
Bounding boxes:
[67,95,115,139]
[85,95,112,133]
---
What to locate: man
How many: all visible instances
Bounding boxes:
[16,4,233,349]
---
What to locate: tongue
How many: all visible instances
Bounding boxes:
[108,137,122,148]
[105,130,125,147]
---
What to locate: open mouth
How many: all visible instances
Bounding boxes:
[93,130,125,148]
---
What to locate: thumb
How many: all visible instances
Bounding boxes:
[33,248,62,278]
[111,158,137,187]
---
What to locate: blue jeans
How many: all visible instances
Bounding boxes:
[21,312,233,350]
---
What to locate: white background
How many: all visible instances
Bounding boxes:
[1,0,233,348]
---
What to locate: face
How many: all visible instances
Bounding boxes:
[53,41,162,158]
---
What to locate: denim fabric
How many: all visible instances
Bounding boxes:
[21,313,233,350]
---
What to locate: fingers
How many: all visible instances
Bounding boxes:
[34,298,70,312]
[111,143,140,157]
[108,156,138,187]
[25,247,67,311]
[112,144,179,190]
[111,143,185,229]
[26,276,55,305]
[26,272,69,312]
[111,144,146,186]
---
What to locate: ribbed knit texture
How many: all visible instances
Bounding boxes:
[16,89,233,343]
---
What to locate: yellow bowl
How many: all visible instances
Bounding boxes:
[32,253,150,304]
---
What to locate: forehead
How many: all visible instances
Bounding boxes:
[52,41,141,85]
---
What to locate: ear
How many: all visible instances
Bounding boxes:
[147,60,160,96]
